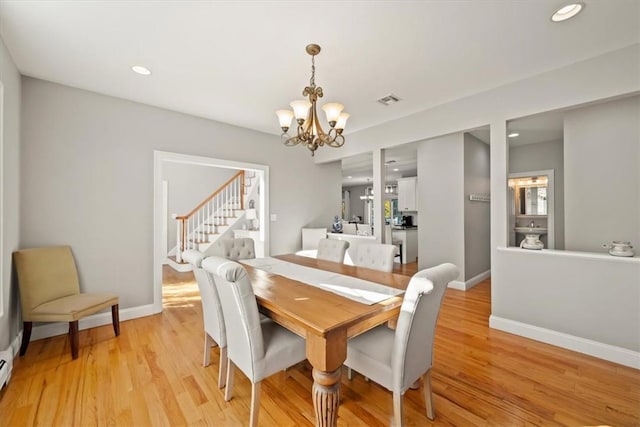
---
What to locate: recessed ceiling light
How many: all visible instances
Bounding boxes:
[508,132,520,138]
[551,3,584,22]
[347,176,353,179]
[131,65,152,76]
[393,168,399,172]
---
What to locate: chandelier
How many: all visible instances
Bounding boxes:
[276,44,349,156]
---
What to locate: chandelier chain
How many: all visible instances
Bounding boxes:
[310,54,315,88]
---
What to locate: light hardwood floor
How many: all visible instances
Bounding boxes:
[1,264,638,426]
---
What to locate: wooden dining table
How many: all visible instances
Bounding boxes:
[241,254,411,427]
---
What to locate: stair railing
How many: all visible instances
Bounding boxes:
[175,170,245,262]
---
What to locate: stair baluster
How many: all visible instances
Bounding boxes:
[173,170,247,260]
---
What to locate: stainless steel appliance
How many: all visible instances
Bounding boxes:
[402,215,413,227]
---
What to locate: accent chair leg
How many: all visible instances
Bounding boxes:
[250,381,261,427]
[393,392,404,427]
[424,371,435,420]
[111,304,120,336]
[399,244,403,264]
[20,321,33,356]
[224,359,234,401]
[347,367,353,380]
[69,320,79,360]
[218,346,228,389]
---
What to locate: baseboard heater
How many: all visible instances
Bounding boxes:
[0,350,12,390]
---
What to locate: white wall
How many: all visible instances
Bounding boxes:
[464,134,491,279]
[417,133,465,280]
[316,44,640,364]
[20,77,341,310]
[314,45,640,165]
[343,184,368,221]
[509,139,565,249]
[0,35,21,352]
[564,95,640,252]
[417,132,489,284]
[492,248,639,367]
[162,162,236,250]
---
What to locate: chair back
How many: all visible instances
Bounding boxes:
[206,237,256,260]
[353,243,396,272]
[203,256,265,382]
[391,263,459,393]
[342,223,357,235]
[316,238,349,263]
[302,228,327,250]
[14,246,81,317]
[182,249,226,347]
[384,224,392,244]
[357,224,372,236]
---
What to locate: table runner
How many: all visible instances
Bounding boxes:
[241,257,403,305]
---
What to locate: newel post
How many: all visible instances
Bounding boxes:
[240,171,245,210]
[175,215,186,262]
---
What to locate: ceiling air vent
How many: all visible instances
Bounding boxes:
[377,94,401,106]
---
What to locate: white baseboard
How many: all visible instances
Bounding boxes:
[165,257,192,273]
[10,333,21,356]
[448,280,467,290]
[31,304,156,341]
[448,269,491,291]
[490,315,640,369]
[465,269,491,289]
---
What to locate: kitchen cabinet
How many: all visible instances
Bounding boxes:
[392,228,418,264]
[397,177,417,212]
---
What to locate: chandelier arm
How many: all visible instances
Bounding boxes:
[321,130,345,148]
[283,135,304,147]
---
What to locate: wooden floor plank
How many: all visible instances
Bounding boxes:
[0,265,638,426]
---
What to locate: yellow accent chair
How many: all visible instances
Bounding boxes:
[13,246,120,360]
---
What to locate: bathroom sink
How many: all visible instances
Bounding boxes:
[514,227,547,235]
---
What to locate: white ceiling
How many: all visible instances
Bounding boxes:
[342,143,419,187]
[343,107,568,186]
[1,0,638,145]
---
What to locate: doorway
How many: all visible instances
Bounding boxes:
[508,170,555,249]
[152,151,269,314]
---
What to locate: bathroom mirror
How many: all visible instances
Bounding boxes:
[507,170,555,249]
[510,176,548,216]
[518,184,547,215]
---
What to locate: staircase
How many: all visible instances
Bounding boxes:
[166,170,259,271]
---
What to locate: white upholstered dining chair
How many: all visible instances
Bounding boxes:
[203,256,307,427]
[316,238,349,263]
[353,243,397,272]
[344,263,459,426]
[182,249,228,388]
[182,240,256,387]
[206,237,256,260]
[342,223,357,235]
[356,223,373,236]
[384,224,403,264]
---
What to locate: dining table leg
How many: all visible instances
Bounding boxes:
[307,330,347,427]
[312,368,341,426]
